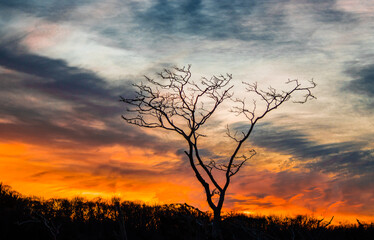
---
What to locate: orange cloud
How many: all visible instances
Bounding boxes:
[0,141,197,201]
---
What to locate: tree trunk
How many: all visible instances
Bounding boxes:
[212,209,224,240]
[115,202,128,240]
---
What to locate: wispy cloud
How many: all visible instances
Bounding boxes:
[344,63,374,101]
[0,0,90,21]
[248,122,366,159]
[0,40,178,152]
[226,122,374,215]
[133,0,288,41]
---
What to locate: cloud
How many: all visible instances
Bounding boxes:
[224,195,275,208]
[344,63,374,98]
[0,39,177,152]
[133,0,288,42]
[245,122,374,178]
[226,165,374,215]
[304,0,357,23]
[223,121,374,213]
[337,173,374,213]
[0,0,91,22]
[270,170,325,198]
[0,42,122,103]
[130,0,360,49]
[270,168,374,215]
[236,122,363,160]
[308,149,374,176]
[249,122,374,214]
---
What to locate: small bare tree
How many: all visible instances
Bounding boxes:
[120,65,316,238]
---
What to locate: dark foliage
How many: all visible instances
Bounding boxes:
[1,183,373,240]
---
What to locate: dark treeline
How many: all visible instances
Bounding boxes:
[1,183,373,240]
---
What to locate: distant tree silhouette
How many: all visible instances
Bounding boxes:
[120,65,316,239]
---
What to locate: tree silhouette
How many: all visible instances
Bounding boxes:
[120,65,316,239]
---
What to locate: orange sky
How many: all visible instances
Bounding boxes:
[1,140,373,225]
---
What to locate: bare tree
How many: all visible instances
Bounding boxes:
[120,65,316,239]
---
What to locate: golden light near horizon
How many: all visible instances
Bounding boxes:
[1,0,374,226]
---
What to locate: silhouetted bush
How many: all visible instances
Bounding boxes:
[1,183,373,240]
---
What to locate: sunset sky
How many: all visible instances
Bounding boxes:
[0,0,373,224]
